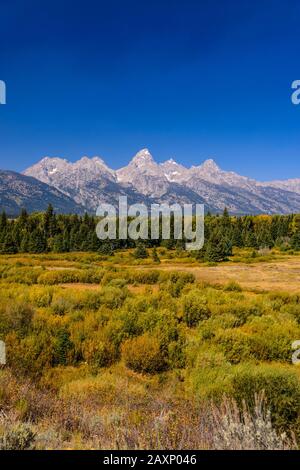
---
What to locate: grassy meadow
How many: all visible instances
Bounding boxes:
[0,247,300,449]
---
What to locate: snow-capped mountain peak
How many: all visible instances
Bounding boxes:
[23,155,117,209]
[160,158,189,182]
[199,158,220,172]
[188,158,256,190]
[117,149,162,180]
[40,156,68,163]
[131,148,154,165]
[73,155,114,175]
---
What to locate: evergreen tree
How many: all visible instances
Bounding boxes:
[43,204,57,239]
[204,230,231,262]
[151,247,160,263]
[98,241,114,255]
[1,231,17,254]
[20,232,30,252]
[28,228,47,253]
[221,207,231,229]
[18,209,28,228]
[0,211,7,230]
[244,230,258,248]
[62,229,70,253]
[133,244,148,259]
[232,218,243,247]
[54,329,74,366]
[52,234,65,253]
[291,231,300,250]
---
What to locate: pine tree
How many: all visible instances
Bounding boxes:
[291,231,300,250]
[20,232,30,252]
[203,226,232,262]
[161,239,175,250]
[18,209,28,228]
[221,207,231,229]
[43,204,57,238]
[1,231,17,254]
[98,241,114,255]
[52,234,64,253]
[151,247,160,263]
[244,230,258,248]
[0,211,7,230]
[62,229,70,252]
[54,329,73,366]
[28,228,46,253]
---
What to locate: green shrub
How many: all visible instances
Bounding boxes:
[126,270,160,285]
[246,316,300,362]
[230,364,300,434]
[51,295,74,315]
[38,268,105,285]
[29,286,54,307]
[159,271,195,285]
[5,331,54,376]
[0,302,34,337]
[181,290,211,326]
[230,303,263,324]
[216,329,254,364]
[0,424,35,450]
[50,288,118,312]
[107,278,127,288]
[0,266,44,285]
[224,281,242,292]
[283,304,300,324]
[82,335,118,368]
[188,346,232,399]
[100,286,128,309]
[216,317,300,364]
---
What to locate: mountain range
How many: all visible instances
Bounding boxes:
[1,148,300,216]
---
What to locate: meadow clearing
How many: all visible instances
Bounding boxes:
[0,248,300,450]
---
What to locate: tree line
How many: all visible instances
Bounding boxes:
[0,205,300,261]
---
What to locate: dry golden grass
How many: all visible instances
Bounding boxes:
[127,284,160,294]
[134,257,300,293]
[58,283,101,290]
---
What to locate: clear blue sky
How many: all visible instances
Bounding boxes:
[0,0,300,180]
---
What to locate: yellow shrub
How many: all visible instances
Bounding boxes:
[122,333,166,374]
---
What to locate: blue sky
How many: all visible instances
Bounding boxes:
[0,0,300,180]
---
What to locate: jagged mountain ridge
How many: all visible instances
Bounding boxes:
[22,148,300,215]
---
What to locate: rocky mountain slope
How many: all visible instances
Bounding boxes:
[0,170,84,216]
[21,148,300,215]
[260,178,300,195]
